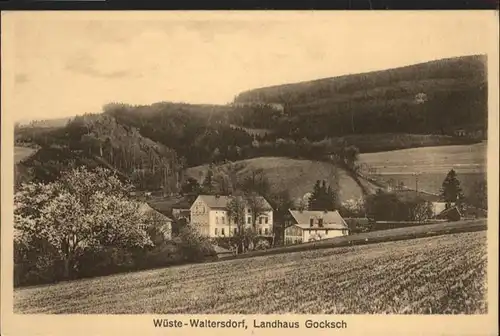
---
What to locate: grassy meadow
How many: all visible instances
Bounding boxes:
[186,157,379,202]
[14,230,487,314]
[360,142,486,195]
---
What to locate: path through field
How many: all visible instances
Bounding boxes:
[15,230,487,314]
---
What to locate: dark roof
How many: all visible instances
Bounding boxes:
[436,206,462,219]
[171,198,194,209]
[193,195,273,210]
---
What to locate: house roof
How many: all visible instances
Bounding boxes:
[139,203,173,222]
[193,195,273,210]
[436,206,462,219]
[171,198,194,209]
[289,210,348,230]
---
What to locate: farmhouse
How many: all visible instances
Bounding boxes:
[190,195,274,238]
[138,203,173,240]
[284,210,349,245]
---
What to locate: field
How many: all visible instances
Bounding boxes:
[360,142,486,196]
[186,157,378,202]
[14,146,37,164]
[15,229,487,314]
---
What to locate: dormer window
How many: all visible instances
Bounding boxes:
[318,218,323,227]
[310,218,314,227]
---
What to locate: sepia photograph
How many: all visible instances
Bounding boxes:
[1,10,498,332]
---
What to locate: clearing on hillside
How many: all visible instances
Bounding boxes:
[186,157,378,201]
[14,230,487,314]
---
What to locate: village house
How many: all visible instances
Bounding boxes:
[138,203,173,240]
[189,195,274,238]
[284,210,349,245]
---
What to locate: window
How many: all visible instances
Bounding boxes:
[318,218,323,227]
[264,228,269,235]
[222,228,225,236]
[259,228,262,235]
[215,228,218,235]
[325,229,329,235]
[310,218,314,227]
[259,217,263,224]
[222,217,225,224]
[216,217,219,224]
[247,208,251,214]
[234,228,238,234]
[247,217,251,224]
[265,217,268,224]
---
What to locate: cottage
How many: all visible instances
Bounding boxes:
[284,210,349,245]
[431,202,449,217]
[138,203,173,240]
[190,194,274,238]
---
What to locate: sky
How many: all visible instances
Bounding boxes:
[2,11,496,122]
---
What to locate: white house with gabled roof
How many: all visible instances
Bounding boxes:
[284,209,349,245]
[189,194,274,238]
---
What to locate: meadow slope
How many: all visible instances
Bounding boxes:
[14,230,487,314]
[360,142,486,195]
[186,157,378,201]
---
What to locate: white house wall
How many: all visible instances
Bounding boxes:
[303,229,346,242]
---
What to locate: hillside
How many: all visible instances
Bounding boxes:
[14,113,183,192]
[232,55,487,140]
[14,229,487,314]
[187,156,379,202]
[360,142,487,196]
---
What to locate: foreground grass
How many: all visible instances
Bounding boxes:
[15,231,487,314]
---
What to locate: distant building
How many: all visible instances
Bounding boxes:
[190,195,274,238]
[431,202,449,217]
[284,210,349,245]
[138,203,173,240]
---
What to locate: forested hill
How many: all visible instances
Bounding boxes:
[15,114,184,192]
[231,55,487,140]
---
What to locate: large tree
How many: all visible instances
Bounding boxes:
[14,166,152,279]
[308,180,338,211]
[440,169,465,206]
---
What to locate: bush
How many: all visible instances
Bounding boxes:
[76,247,136,278]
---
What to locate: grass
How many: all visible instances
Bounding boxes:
[360,142,486,195]
[186,157,378,201]
[14,228,487,314]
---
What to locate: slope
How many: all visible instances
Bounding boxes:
[186,156,379,202]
